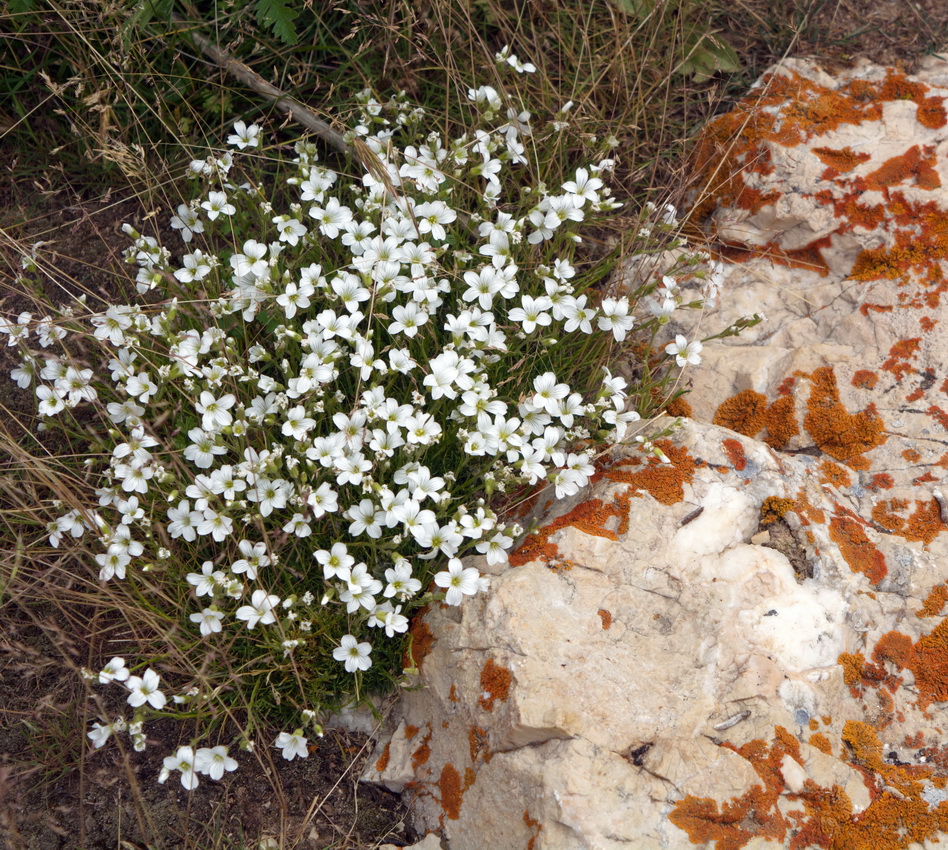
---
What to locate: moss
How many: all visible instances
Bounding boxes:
[713,389,768,437]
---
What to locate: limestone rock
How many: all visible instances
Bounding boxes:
[366,57,948,849]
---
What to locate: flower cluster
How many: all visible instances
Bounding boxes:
[5,67,716,785]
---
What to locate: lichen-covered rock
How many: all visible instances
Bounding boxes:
[365,56,948,849]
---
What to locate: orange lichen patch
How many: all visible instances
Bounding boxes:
[760,496,796,525]
[914,471,938,484]
[864,146,941,192]
[872,498,945,544]
[869,473,895,490]
[723,438,748,471]
[921,316,939,332]
[597,609,613,630]
[819,460,852,489]
[405,614,435,671]
[469,726,492,765]
[763,395,799,449]
[673,717,948,850]
[852,370,879,390]
[804,367,886,463]
[511,444,696,566]
[919,584,948,618]
[872,620,948,710]
[713,390,768,437]
[809,718,819,731]
[448,684,460,703]
[524,811,543,850]
[665,395,693,418]
[872,498,909,535]
[829,512,887,584]
[793,487,827,526]
[917,96,948,129]
[928,405,948,430]
[478,658,512,712]
[838,652,866,687]
[809,732,833,755]
[375,742,391,773]
[411,725,433,770]
[404,725,419,740]
[812,146,871,172]
[903,448,922,463]
[881,338,922,382]
[439,763,463,820]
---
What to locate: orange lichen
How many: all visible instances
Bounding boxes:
[872,497,944,544]
[829,512,887,584]
[919,584,948,618]
[864,146,941,192]
[903,448,922,463]
[469,726,491,765]
[873,620,948,710]
[852,370,879,390]
[405,615,435,671]
[882,338,922,382]
[763,395,799,448]
[793,487,826,525]
[838,652,866,687]
[804,367,886,463]
[448,684,460,703]
[812,145,871,172]
[723,438,748,471]
[819,460,852,489]
[928,405,948,430]
[411,725,433,770]
[524,811,543,850]
[713,390,768,437]
[917,96,948,129]
[809,732,832,755]
[375,742,391,773]
[760,496,796,525]
[665,395,693,418]
[439,763,463,820]
[870,473,895,490]
[920,316,938,332]
[597,609,613,630]
[404,724,419,740]
[672,717,948,850]
[478,658,512,712]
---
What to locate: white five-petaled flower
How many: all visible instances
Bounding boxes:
[194,745,238,780]
[227,120,261,150]
[235,589,280,629]
[274,730,309,761]
[161,745,200,790]
[665,334,703,367]
[332,634,373,672]
[126,668,166,709]
[434,558,482,606]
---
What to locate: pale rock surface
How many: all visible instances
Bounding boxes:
[364,57,948,849]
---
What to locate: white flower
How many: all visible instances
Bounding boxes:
[508,294,552,334]
[126,668,166,709]
[665,334,703,367]
[235,589,280,629]
[227,120,261,150]
[194,745,238,780]
[274,730,309,761]
[162,746,199,790]
[434,558,482,606]
[189,606,224,636]
[332,634,373,672]
[98,657,130,684]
